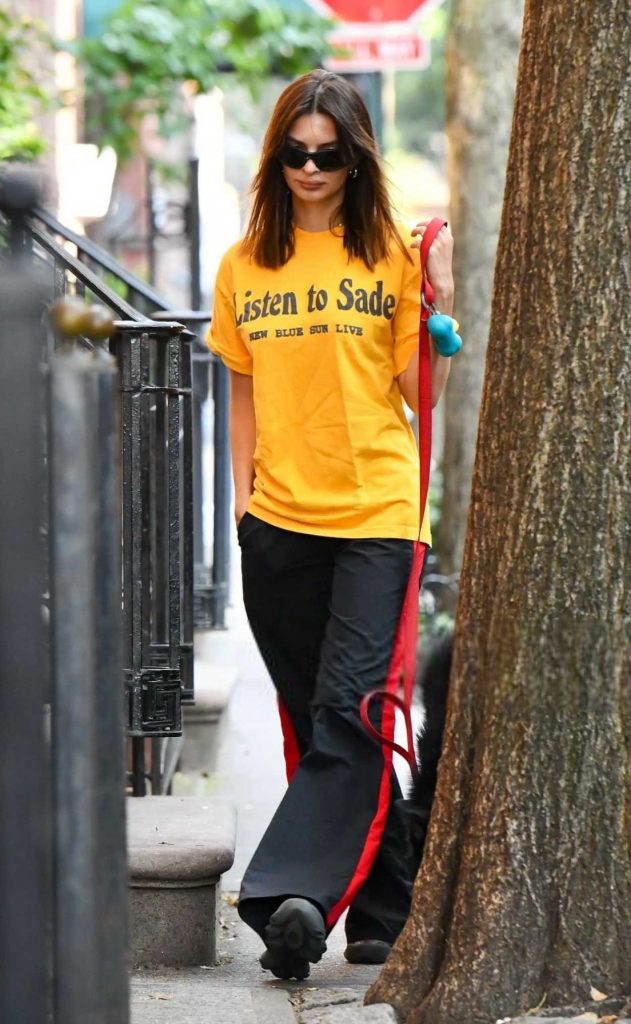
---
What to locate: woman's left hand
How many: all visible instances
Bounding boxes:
[411,221,454,299]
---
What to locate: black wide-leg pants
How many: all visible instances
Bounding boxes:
[237,512,418,944]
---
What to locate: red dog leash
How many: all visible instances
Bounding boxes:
[359,217,448,775]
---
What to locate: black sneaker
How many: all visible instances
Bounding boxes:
[259,947,311,980]
[260,898,327,981]
[344,939,391,964]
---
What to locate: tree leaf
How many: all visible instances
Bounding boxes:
[589,987,608,1002]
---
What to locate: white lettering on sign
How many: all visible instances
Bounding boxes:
[325,22,430,72]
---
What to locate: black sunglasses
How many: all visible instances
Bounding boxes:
[277,145,350,172]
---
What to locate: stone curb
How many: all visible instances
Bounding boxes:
[507,1019,631,1024]
[294,989,396,1024]
[252,988,299,1023]
[128,797,236,883]
[300,1002,396,1024]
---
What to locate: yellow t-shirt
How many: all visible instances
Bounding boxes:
[208,224,430,543]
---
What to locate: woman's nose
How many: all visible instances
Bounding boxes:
[304,157,319,173]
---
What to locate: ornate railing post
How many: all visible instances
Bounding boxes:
[150,310,231,630]
[211,355,231,628]
[110,322,194,793]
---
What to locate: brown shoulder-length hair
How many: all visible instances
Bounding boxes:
[241,69,408,271]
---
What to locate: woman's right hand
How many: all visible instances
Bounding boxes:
[410,221,454,303]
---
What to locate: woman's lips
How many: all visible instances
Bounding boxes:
[298,180,324,189]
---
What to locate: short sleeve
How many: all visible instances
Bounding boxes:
[392,248,422,378]
[207,250,254,376]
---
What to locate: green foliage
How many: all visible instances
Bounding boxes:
[102,270,131,301]
[70,0,334,162]
[0,8,52,161]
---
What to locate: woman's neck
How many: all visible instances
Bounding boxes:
[292,197,343,233]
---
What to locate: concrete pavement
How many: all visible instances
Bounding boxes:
[130,589,391,1023]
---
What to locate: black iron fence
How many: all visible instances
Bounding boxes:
[33,208,195,796]
[112,320,194,794]
[32,204,232,631]
[0,176,208,801]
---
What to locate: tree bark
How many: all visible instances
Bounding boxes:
[435,0,524,574]
[366,1,631,1021]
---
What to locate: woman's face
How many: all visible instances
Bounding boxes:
[281,112,351,208]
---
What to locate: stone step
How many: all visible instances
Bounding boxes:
[127,796,236,968]
[180,663,237,773]
[178,628,240,773]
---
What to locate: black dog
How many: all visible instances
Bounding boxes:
[404,631,453,875]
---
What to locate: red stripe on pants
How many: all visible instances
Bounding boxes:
[324,544,419,929]
[277,697,301,784]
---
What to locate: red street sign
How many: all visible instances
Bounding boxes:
[312,0,435,23]
[327,25,429,71]
[309,0,441,72]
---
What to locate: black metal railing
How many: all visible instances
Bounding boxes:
[113,322,194,731]
[32,205,232,630]
[1,181,197,797]
[0,175,129,1024]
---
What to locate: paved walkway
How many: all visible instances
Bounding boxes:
[127,588,628,1024]
[130,596,389,1024]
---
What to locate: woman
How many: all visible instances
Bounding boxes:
[209,68,455,980]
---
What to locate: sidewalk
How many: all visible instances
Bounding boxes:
[130,597,393,1024]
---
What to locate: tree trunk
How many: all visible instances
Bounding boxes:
[367,2,631,1022]
[435,0,524,574]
